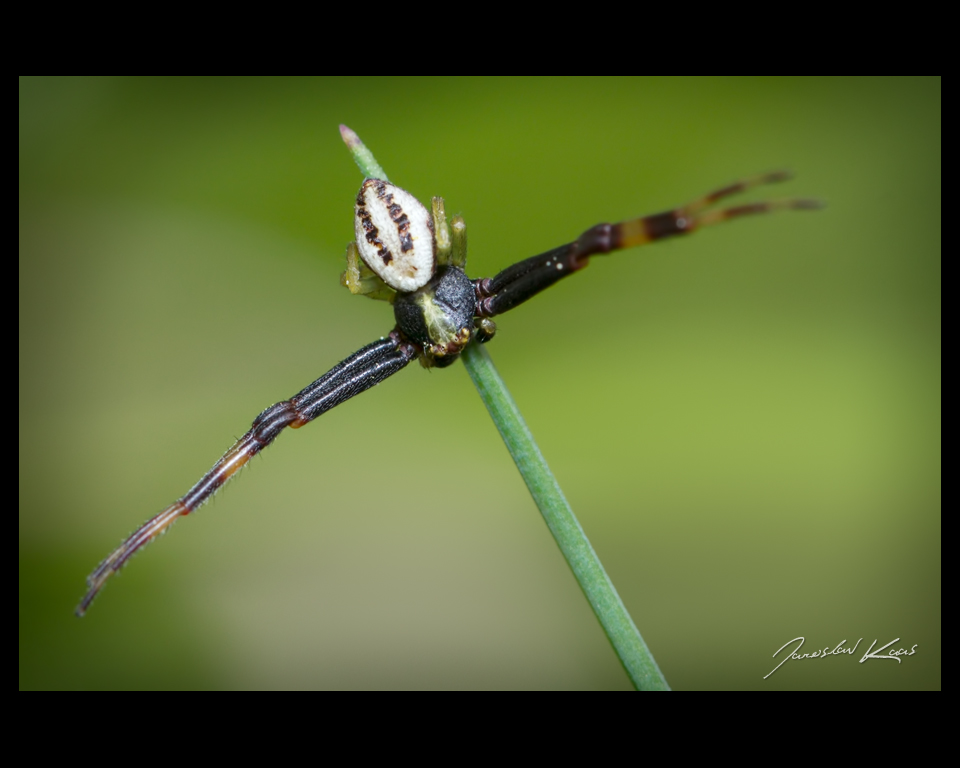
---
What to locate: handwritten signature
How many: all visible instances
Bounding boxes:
[764,637,918,679]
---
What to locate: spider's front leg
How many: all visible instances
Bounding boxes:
[474,171,822,318]
[77,332,418,615]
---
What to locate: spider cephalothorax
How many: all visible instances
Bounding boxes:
[393,266,476,367]
[77,129,819,615]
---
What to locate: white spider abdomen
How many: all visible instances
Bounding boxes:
[354,179,436,293]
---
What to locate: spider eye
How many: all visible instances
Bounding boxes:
[354,179,437,292]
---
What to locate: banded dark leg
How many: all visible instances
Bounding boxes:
[77,332,417,615]
[475,171,821,318]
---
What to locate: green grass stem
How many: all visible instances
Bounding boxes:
[340,124,389,181]
[461,343,669,690]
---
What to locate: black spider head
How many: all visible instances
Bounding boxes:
[393,265,476,367]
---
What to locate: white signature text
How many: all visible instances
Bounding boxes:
[764,636,917,679]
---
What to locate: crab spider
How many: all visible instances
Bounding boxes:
[76,129,821,616]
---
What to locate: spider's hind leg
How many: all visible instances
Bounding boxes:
[432,197,467,269]
[341,242,396,303]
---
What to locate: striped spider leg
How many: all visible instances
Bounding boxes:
[474,171,822,320]
[77,334,417,615]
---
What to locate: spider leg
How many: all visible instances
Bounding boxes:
[77,332,417,615]
[475,171,822,318]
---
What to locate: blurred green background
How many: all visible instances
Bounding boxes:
[20,77,940,690]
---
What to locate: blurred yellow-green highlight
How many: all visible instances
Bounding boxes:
[20,77,939,690]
